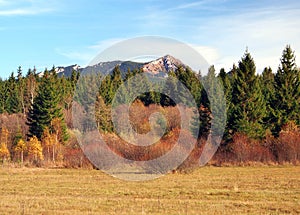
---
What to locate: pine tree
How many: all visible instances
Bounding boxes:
[274,45,300,134]
[95,95,113,132]
[17,66,26,115]
[99,75,113,105]
[198,66,227,139]
[5,72,22,114]
[261,67,277,133]
[218,68,233,141]
[174,66,202,106]
[111,65,122,93]
[27,69,68,141]
[230,50,266,139]
[161,73,177,106]
[0,79,5,113]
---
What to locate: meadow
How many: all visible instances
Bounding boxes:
[0,166,299,214]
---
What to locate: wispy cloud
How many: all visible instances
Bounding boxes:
[56,38,128,66]
[0,0,10,6]
[55,48,95,66]
[202,5,300,72]
[139,1,300,72]
[88,38,126,51]
[0,8,53,16]
[0,0,57,16]
[191,45,220,65]
[167,0,215,11]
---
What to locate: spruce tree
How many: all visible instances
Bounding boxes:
[161,73,177,106]
[17,66,26,115]
[230,50,266,139]
[0,79,5,113]
[274,45,300,134]
[99,75,113,105]
[27,69,68,141]
[218,68,233,141]
[174,66,202,106]
[5,72,22,114]
[200,66,226,139]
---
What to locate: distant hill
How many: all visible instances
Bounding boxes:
[55,55,187,77]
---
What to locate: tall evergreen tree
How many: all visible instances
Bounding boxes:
[175,66,202,107]
[17,66,26,115]
[0,79,5,113]
[27,69,68,141]
[230,50,266,139]
[218,68,233,141]
[5,72,22,114]
[274,45,300,134]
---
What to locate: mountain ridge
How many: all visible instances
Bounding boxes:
[55,55,187,77]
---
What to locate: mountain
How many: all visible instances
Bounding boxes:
[56,64,81,77]
[142,55,185,75]
[81,61,121,75]
[55,55,186,77]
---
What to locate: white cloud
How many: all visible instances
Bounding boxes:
[191,45,220,65]
[138,1,300,73]
[56,38,129,67]
[88,38,126,51]
[0,0,57,16]
[0,8,52,16]
[55,48,95,67]
[168,1,208,11]
[0,0,10,6]
[191,4,300,73]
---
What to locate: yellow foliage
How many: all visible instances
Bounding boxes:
[0,142,10,160]
[51,117,62,134]
[42,127,51,148]
[14,139,26,152]
[42,127,58,148]
[0,127,9,144]
[27,136,43,161]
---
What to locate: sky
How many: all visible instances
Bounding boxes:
[0,0,300,78]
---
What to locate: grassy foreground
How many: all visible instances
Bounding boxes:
[0,166,299,214]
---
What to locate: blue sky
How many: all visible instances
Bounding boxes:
[1,0,300,78]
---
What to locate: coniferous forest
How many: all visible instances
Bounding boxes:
[0,45,299,168]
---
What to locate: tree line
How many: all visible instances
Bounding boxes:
[0,45,299,166]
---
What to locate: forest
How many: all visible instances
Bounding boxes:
[0,45,299,169]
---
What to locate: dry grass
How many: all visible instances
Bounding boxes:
[0,166,299,214]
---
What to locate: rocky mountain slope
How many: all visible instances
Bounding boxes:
[56,55,186,77]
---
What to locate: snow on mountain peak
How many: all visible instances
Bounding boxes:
[142,55,184,75]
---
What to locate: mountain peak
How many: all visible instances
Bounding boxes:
[142,55,184,75]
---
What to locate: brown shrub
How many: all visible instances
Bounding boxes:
[230,133,273,163]
[273,121,300,163]
[63,148,92,168]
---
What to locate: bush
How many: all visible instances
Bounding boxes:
[273,121,300,164]
[230,133,273,163]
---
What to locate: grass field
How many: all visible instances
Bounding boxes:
[0,166,299,214]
